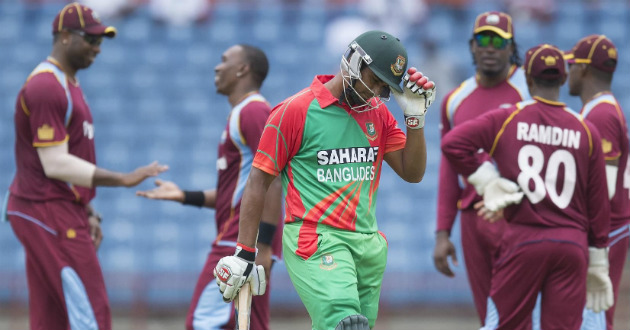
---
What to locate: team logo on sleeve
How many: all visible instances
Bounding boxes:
[37,124,54,140]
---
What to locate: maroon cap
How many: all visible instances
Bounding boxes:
[525,44,566,80]
[564,35,617,73]
[52,2,116,38]
[473,11,514,39]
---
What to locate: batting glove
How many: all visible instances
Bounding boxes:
[391,67,436,129]
[467,162,524,212]
[586,247,614,313]
[214,243,256,302]
[249,264,266,296]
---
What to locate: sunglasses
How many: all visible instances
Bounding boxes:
[69,30,103,46]
[474,34,511,50]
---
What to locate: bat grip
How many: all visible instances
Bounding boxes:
[236,282,252,330]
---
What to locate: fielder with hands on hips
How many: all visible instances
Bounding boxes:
[214,30,435,330]
[4,3,167,330]
[441,44,612,330]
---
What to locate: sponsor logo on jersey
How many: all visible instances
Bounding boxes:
[66,228,76,239]
[516,122,581,149]
[316,147,379,183]
[317,147,379,165]
[37,124,54,140]
[391,55,405,76]
[319,254,338,270]
[83,121,94,139]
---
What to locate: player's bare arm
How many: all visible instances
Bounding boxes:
[136,180,217,208]
[255,176,282,281]
[433,230,458,277]
[93,160,168,187]
[38,143,168,188]
[237,167,277,248]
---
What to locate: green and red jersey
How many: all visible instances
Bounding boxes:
[254,75,406,234]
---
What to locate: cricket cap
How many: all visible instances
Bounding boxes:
[473,11,514,39]
[564,35,617,73]
[525,44,566,80]
[52,2,117,38]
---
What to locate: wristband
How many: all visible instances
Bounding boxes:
[236,243,256,262]
[257,222,277,246]
[88,211,102,223]
[182,190,205,207]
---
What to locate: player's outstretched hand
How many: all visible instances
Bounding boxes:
[433,231,458,277]
[391,67,436,129]
[136,179,184,202]
[214,244,257,302]
[586,247,614,313]
[122,161,169,187]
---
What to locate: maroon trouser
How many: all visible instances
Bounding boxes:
[606,226,629,330]
[460,208,506,324]
[8,195,111,330]
[487,227,588,330]
[186,245,272,330]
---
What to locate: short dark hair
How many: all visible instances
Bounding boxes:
[239,44,269,88]
[590,60,615,83]
[533,72,563,88]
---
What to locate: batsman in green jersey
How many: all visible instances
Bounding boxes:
[214,30,437,330]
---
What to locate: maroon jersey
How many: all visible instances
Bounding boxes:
[580,92,630,232]
[10,59,96,205]
[441,97,610,248]
[213,93,282,258]
[437,65,530,232]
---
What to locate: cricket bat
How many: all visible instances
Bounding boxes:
[234,282,252,330]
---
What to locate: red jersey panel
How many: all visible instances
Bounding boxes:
[212,94,282,257]
[437,66,530,232]
[441,97,610,248]
[580,92,630,231]
[10,60,96,205]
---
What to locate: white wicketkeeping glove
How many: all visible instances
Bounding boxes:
[391,67,436,129]
[586,247,614,313]
[467,162,524,212]
[214,244,257,302]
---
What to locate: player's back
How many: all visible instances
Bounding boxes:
[490,97,609,239]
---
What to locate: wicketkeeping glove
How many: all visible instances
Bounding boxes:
[467,161,524,212]
[214,243,258,302]
[391,67,436,129]
[586,247,614,313]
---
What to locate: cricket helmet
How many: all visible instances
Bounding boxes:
[342,30,408,93]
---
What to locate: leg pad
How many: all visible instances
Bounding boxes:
[335,314,369,330]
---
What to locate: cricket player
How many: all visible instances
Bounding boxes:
[213,30,436,330]
[433,11,530,325]
[565,35,630,330]
[441,44,613,330]
[5,3,167,330]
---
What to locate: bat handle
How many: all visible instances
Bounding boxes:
[236,282,252,330]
